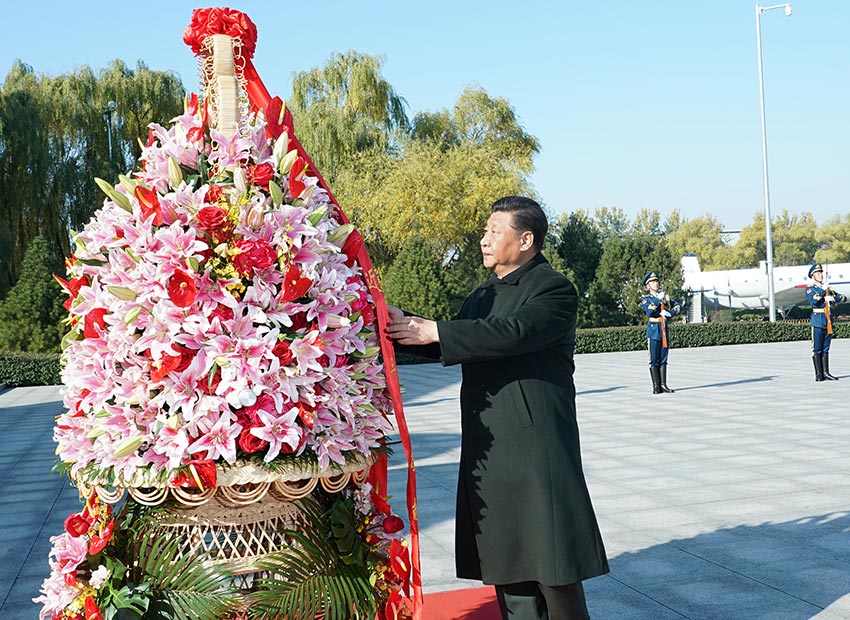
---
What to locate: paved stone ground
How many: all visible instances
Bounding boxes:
[3,340,850,619]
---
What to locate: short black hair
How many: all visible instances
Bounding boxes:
[491,196,547,251]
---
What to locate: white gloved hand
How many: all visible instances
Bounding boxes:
[661,310,672,318]
[825,295,835,302]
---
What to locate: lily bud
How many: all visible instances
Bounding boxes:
[279,149,299,175]
[113,435,144,458]
[328,223,355,245]
[167,156,183,189]
[272,131,289,168]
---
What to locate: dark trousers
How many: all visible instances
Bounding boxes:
[812,327,832,356]
[647,338,669,367]
[495,581,589,620]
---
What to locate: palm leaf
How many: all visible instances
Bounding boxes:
[128,528,241,620]
[247,498,378,620]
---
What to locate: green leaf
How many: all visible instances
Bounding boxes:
[269,180,284,207]
[95,177,133,212]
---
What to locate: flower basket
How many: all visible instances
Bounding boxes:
[36,8,419,620]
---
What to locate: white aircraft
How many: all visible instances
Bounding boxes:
[681,254,850,321]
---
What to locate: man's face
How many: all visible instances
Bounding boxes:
[480,211,531,277]
[647,279,661,294]
[813,271,824,285]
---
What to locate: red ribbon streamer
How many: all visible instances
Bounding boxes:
[240,55,423,618]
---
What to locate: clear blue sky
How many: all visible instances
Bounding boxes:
[2,1,848,230]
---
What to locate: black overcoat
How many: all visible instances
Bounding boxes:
[434,253,609,586]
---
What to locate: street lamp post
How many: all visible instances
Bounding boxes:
[101,101,118,176]
[755,3,791,323]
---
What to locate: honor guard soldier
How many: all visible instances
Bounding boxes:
[640,271,682,394]
[806,263,846,381]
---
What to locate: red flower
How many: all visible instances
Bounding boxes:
[64,512,92,537]
[371,490,392,516]
[248,163,275,189]
[280,264,312,303]
[84,596,103,620]
[238,429,268,454]
[187,126,205,143]
[197,367,222,395]
[83,308,108,338]
[146,128,156,147]
[183,7,258,59]
[88,519,114,555]
[272,340,293,365]
[210,304,234,325]
[205,184,223,204]
[197,205,229,236]
[388,538,411,587]
[150,352,181,382]
[232,239,277,277]
[171,457,217,490]
[187,93,199,115]
[167,270,197,307]
[289,311,308,332]
[134,186,163,226]
[342,229,364,267]
[265,97,295,140]
[289,156,307,198]
[382,515,405,534]
[296,402,315,429]
[54,274,88,311]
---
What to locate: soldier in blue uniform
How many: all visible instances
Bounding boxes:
[806,263,846,381]
[639,271,682,394]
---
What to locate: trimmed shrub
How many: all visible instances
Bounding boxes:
[0,352,61,386]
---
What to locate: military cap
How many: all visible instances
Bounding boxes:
[643,271,660,286]
[808,263,823,278]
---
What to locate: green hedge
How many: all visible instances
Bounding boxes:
[574,321,848,354]
[0,352,62,387]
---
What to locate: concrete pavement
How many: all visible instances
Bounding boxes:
[3,340,850,619]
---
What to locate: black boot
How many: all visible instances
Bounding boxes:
[813,355,825,382]
[823,353,839,380]
[659,365,675,393]
[650,366,662,394]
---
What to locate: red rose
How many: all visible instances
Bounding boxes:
[197,205,229,236]
[83,308,108,338]
[84,596,103,620]
[205,184,223,204]
[232,239,277,277]
[197,367,221,395]
[64,512,92,537]
[248,163,275,189]
[134,186,163,226]
[289,312,308,332]
[238,429,268,454]
[272,340,293,365]
[167,270,197,308]
[210,304,234,325]
[382,515,405,534]
[280,263,312,303]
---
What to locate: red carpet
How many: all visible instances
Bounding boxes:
[422,586,499,619]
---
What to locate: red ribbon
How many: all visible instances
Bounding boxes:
[183,17,423,616]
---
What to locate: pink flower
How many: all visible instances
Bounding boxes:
[188,416,242,463]
[251,405,301,462]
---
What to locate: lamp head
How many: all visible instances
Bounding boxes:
[107,101,117,111]
[785,4,792,16]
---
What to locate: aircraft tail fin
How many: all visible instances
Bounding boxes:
[681,254,701,275]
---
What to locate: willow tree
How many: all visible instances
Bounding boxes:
[0,60,184,297]
[288,51,409,184]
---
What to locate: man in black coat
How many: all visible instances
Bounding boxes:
[387,196,608,620]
